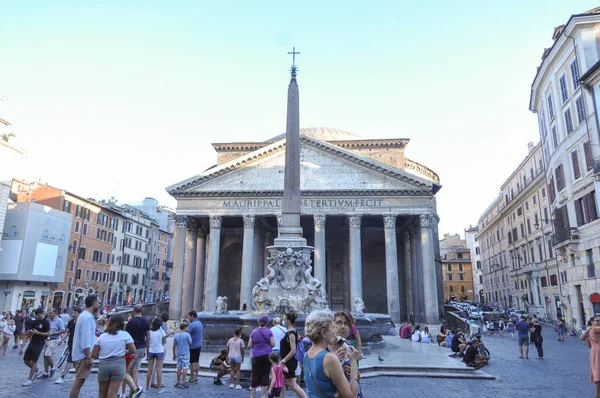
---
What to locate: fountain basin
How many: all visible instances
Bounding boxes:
[197,311,392,352]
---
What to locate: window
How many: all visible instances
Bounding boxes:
[538,243,543,261]
[78,247,86,260]
[555,164,565,191]
[459,274,464,281]
[549,177,556,202]
[576,96,586,124]
[447,273,453,281]
[70,260,75,272]
[527,219,531,235]
[459,264,463,272]
[520,223,525,238]
[76,205,82,218]
[551,126,558,149]
[461,286,465,293]
[42,230,49,240]
[75,221,80,233]
[572,150,581,179]
[548,92,555,119]
[76,268,82,281]
[533,195,537,205]
[476,260,481,269]
[564,108,574,133]
[585,142,594,171]
[550,274,558,286]
[559,74,569,103]
[542,188,546,198]
[63,200,72,213]
[525,202,529,210]
[541,276,548,287]
[571,60,581,91]
[447,264,452,272]
[72,240,77,254]
[449,286,454,292]
[588,249,596,278]
[544,207,549,222]
[575,191,599,226]
[517,208,522,216]
[82,223,88,236]
[554,205,570,232]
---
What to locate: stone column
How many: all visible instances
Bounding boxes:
[410,225,421,321]
[383,215,400,323]
[193,227,207,311]
[348,215,363,309]
[314,215,327,290]
[264,231,273,277]
[253,223,265,285]
[240,215,255,310]
[420,213,440,325]
[181,219,198,314]
[527,277,534,307]
[204,216,222,312]
[169,216,187,321]
[403,231,413,321]
[534,276,542,307]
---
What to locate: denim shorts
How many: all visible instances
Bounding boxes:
[148,352,165,361]
[557,327,564,336]
[177,354,190,370]
[229,356,242,364]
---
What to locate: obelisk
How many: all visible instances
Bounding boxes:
[275,49,306,246]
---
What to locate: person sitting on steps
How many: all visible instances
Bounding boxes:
[450,330,467,357]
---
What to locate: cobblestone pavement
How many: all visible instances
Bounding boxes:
[0,327,592,398]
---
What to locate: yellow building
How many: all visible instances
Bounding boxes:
[442,248,474,302]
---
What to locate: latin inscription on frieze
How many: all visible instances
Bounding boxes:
[222,199,385,209]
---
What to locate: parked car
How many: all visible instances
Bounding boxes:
[470,309,482,320]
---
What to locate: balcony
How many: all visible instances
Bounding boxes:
[551,228,580,248]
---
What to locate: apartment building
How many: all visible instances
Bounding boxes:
[530,7,600,327]
[464,225,483,303]
[442,248,474,302]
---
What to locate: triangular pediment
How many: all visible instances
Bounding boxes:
[167,136,434,197]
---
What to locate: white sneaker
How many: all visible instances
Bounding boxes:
[235,385,242,390]
[257,386,262,392]
[55,377,65,384]
[22,380,32,386]
[230,383,235,389]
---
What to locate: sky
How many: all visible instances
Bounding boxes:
[1,0,599,237]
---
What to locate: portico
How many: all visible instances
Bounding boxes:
[167,128,442,325]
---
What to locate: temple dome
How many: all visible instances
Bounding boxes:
[266,127,361,142]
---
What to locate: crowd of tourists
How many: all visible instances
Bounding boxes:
[4,297,368,398]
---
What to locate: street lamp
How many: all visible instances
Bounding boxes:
[533,217,553,230]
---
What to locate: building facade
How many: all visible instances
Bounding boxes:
[441,248,474,302]
[478,143,560,319]
[166,124,443,324]
[464,225,483,303]
[12,181,117,309]
[530,7,600,327]
[0,202,72,312]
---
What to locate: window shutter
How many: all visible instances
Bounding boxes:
[549,178,556,202]
[572,151,581,179]
[575,199,584,226]
[585,142,593,171]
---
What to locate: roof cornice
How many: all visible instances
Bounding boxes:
[211,138,410,152]
[167,135,437,196]
[530,13,600,111]
[174,189,432,198]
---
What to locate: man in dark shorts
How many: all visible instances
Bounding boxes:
[55,308,81,384]
[22,308,51,386]
[516,315,531,359]
[125,304,150,388]
[13,310,26,351]
[187,311,203,385]
[463,339,489,370]
[451,330,467,357]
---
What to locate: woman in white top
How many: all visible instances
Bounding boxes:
[411,325,422,342]
[145,317,167,393]
[0,315,16,355]
[92,313,136,398]
[421,327,432,344]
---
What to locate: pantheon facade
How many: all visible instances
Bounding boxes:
[167,127,442,324]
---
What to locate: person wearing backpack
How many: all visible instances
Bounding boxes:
[279,312,307,398]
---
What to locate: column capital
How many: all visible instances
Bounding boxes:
[383,215,397,229]
[243,215,255,229]
[175,215,187,228]
[419,212,438,229]
[186,218,199,232]
[209,216,223,229]
[314,215,326,228]
[198,225,209,238]
[348,215,361,229]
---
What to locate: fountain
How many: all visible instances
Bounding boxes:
[198,52,391,350]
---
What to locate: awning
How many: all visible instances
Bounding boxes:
[590,293,600,303]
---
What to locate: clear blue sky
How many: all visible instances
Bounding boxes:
[1,1,599,236]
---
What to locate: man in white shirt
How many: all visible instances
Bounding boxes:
[270,317,287,354]
[69,295,99,398]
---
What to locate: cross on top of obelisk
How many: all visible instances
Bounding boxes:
[288,47,300,76]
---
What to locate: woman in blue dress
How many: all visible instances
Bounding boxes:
[303,310,361,398]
